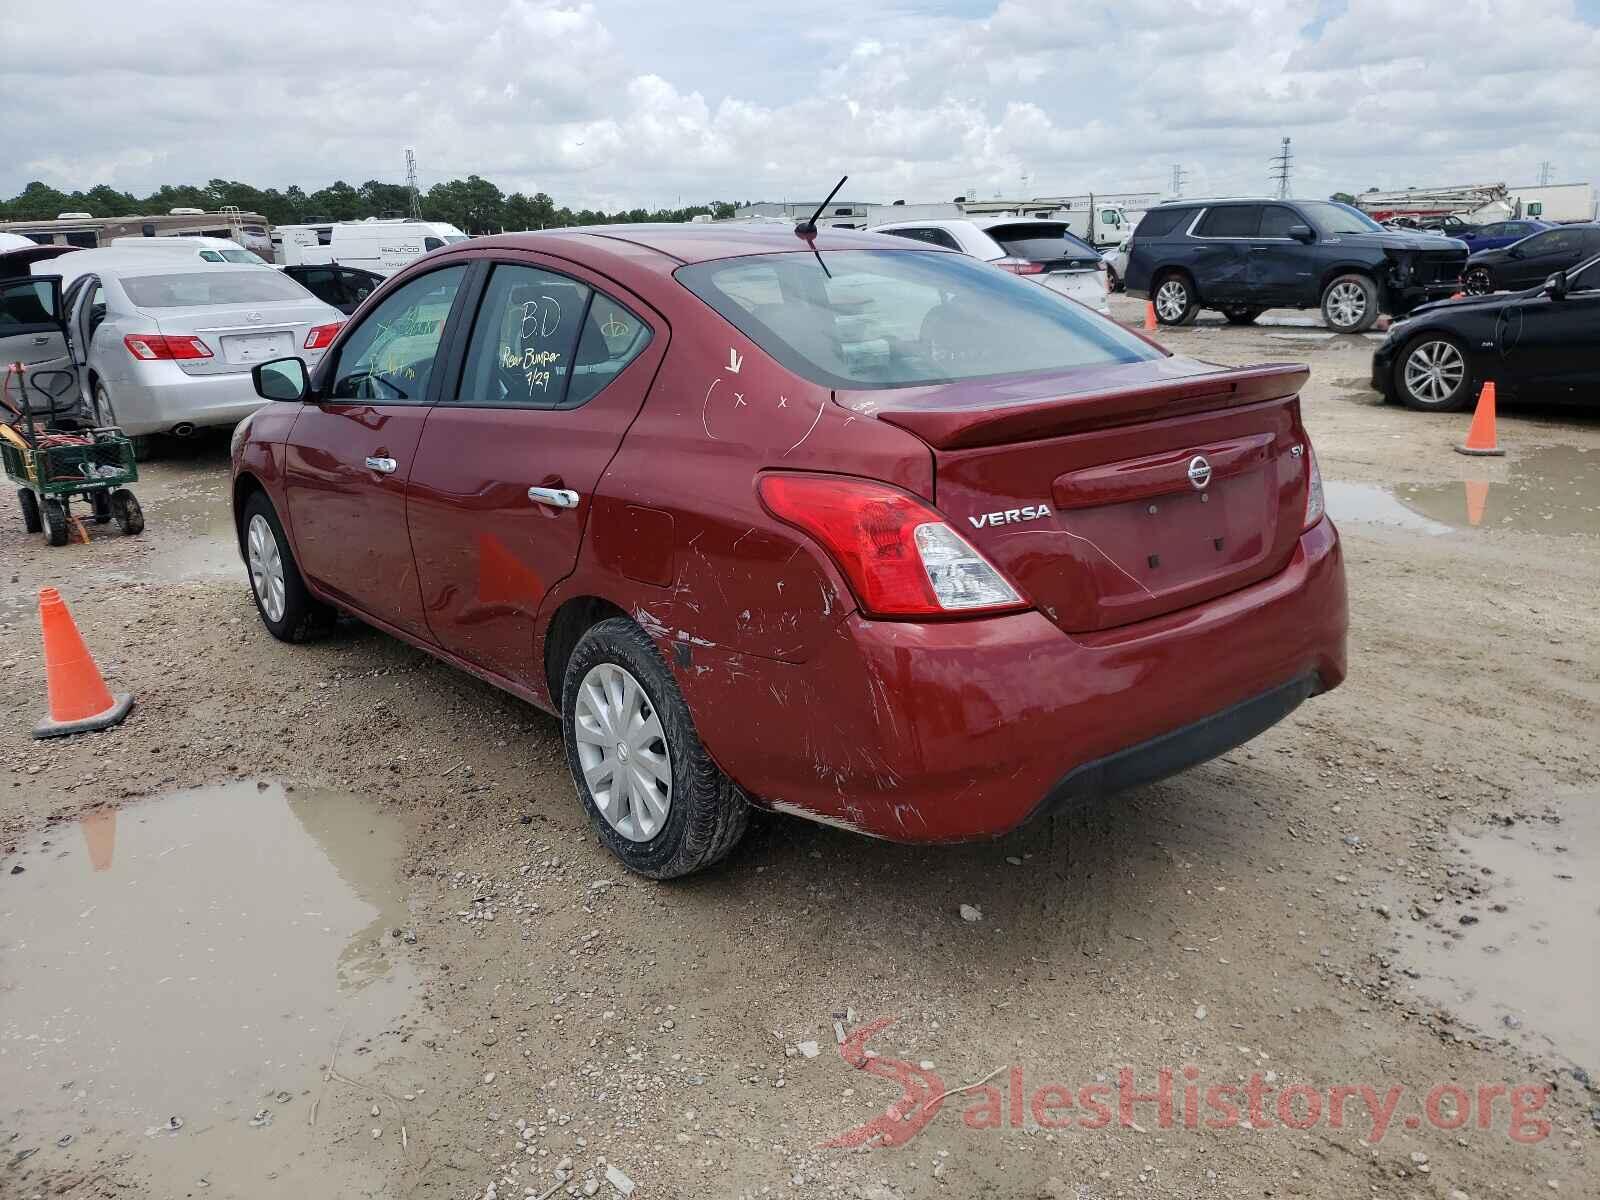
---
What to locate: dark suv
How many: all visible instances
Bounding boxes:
[1124,198,1469,333]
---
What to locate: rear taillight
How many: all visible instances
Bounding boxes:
[994,257,1044,276]
[123,334,212,361]
[758,474,1026,618]
[1303,446,1325,530]
[304,321,343,350]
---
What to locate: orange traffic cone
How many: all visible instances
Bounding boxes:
[33,587,134,739]
[1143,301,1158,331]
[1455,381,1505,457]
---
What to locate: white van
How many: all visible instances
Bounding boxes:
[274,219,469,275]
[109,235,269,264]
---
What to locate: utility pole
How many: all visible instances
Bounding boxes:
[1536,160,1555,186]
[1170,164,1188,198]
[405,148,422,219]
[1271,137,1293,199]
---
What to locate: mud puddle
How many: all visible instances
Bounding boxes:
[1327,444,1598,536]
[1392,792,1599,1071]
[0,780,425,1196]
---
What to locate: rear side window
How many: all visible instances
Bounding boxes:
[677,249,1160,390]
[1194,206,1263,238]
[882,227,961,251]
[566,293,653,407]
[1132,207,1193,239]
[457,263,603,409]
[424,237,445,251]
[330,265,465,402]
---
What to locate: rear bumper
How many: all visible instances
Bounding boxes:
[681,517,1348,842]
[99,351,323,436]
[1038,270,1111,315]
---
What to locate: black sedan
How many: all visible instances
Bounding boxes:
[278,264,384,315]
[1463,224,1600,295]
[1372,252,1600,411]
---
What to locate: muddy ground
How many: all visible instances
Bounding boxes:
[2,294,1596,1200]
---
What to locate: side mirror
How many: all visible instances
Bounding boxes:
[1542,272,1568,301]
[1288,224,1315,243]
[0,273,65,330]
[253,356,311,402]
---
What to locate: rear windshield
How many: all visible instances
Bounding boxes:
[122,270,311,308]
[676,249,1160,390]
[985,223,1098,262]
[219,247,267,264]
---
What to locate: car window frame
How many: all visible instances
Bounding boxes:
[1190,204,1266,240]
[439,255,661,413]
[319,261,473,407]
[1255,204,1304,240]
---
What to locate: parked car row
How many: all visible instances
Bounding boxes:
[1462,223,1600,295]
[874,217,1112,314]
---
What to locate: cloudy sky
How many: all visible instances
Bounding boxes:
[5,0,1598,210]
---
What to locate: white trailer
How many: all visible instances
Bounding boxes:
[1509,183,1597,224]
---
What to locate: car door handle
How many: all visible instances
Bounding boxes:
[365,456,398,474]
[32,335,51,344]
[527,486,580,509]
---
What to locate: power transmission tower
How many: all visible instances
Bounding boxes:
[1271,137,1293,199]
[1170,164,1188,197]
[405,148,422,219]
[1536,160,1554,186]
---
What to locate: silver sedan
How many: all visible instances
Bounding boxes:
[21,250,344,440]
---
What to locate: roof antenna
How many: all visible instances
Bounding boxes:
[795,175,848,238]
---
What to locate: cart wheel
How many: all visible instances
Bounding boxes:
[111,488,144,536]
[17,488,42,534]
[41,498,69,547]
[92,491,113,525]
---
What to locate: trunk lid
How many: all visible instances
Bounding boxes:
[836,358,1313,632]
[148,300,334,377]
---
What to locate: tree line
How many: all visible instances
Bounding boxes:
[1,177,741,232]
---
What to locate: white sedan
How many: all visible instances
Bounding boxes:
[872,217,1111,314]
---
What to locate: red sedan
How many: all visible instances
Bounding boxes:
[232,224,1347,877]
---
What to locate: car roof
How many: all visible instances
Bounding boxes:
[35,249,281,282]
[872,218,975,232]
[464,223,917,266]
[1155,196,1292,206]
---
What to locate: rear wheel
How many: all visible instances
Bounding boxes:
[1397,335,1474,412]
[242,492,335,642]
[1104,265,1121,293]
[1223,306,1265,325]
[91,491,113,525]
[110,488,144,535]
[1321,274,1379,333]
[1463,266,1494,296]
[562,617,749,879]
[41,498,69,547]
[17,488,41,534]
[92,380,117,428]
[1152,273,1198,325]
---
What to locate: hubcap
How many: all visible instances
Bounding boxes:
[246,513,287,623]
[1155,280,1188,321]
[1403,340,1465,404]
[573,662,672,842]
[1465,269,1492,296]
[1326,281,1368,329]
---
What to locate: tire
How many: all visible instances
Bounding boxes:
[91,490,112,525]
[241,491,335,642]
[1223,306,1265,325]
[92,380,117,428]
[110,488,144,535]
[18,488,41,534]
[1320,273,1379,333]
[41,498,69,547]
[1463,266,1494,296]
[1105,265,1121,293]
[1395,334,1475,412]
[562,617,750,879]
[1152,273,1199,325]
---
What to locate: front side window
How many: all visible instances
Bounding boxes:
[343,270,378,305]
[457,264,589,408]
[0,277,57,329]
[1194,206,1262,238]
[677,249,1160,390]
[1258,205,1303,238]
[329,264,465,403]
[1531,230,1579,255]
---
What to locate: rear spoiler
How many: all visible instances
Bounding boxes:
[854,362,1311,451]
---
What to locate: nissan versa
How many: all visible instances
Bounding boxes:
[230,225,1348,877]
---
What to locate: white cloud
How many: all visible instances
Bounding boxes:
[2,0,1595,210]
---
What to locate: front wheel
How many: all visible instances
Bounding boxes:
[1397,335,1474,412]
[18,488,42,534]
[562,617,749,879]
[241,492,335,642]
[1321,274,1379,333]
[1152,274,1198,325]
[41,498,69,547]
[1463,266,1494,296]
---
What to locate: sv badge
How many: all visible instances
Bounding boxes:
[968,503,1052,529]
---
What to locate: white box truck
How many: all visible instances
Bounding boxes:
[1510,183,1597,224]
[274,219,469,275]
